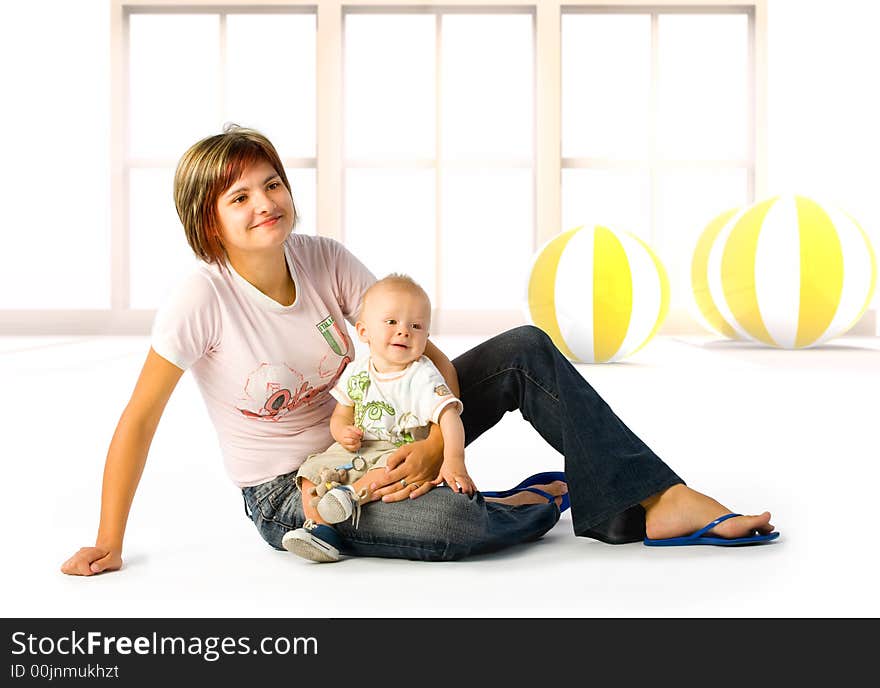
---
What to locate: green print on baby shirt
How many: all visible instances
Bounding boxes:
[347,372,415,446]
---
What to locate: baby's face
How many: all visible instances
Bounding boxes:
[357,286,431,371]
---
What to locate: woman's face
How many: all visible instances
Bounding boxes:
[215,159,294,261]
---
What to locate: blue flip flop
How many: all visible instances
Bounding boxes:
[481,471,570,513]
[643,513,780,547]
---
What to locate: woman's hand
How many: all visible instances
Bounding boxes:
[337,425,363,452]
[369,435,444,502]
[61,547,122,577]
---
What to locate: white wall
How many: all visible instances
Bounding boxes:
[0,0,111,309]
[767,0,880,319]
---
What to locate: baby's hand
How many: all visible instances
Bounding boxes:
[339,425,364,452]
[435,459,476,495]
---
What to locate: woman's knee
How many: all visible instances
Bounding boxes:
[505,325,557,354]
[492,326,561,370]
[507,324,550,347]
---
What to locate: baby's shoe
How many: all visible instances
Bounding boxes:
[282,520,342,563]
[317,485,368,526]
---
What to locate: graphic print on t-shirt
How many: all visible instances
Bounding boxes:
[346,372,417,446]
[236,314,353,421]
[317,315,349,356]
[237,356,350,422]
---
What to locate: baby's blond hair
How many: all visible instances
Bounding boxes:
[360,273,431,321]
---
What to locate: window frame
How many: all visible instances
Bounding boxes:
[342,5,536,331]
[0,0,768,335]
[561,4,758,232]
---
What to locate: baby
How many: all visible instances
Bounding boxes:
[282,274,474,562]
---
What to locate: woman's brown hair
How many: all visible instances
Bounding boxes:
[173,124,297,264]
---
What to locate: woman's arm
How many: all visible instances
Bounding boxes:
[423,339,459,397]
[60,348,184,576]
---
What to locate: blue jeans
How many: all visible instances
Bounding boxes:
[242,326,683,560]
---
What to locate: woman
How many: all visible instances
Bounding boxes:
[61,126,776,575]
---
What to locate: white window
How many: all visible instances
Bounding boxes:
[126,8,317,310]
[562,7,755,318]
[0,1,770,336]
[343,10,534,330]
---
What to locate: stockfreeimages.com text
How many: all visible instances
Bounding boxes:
[10,631,317,663]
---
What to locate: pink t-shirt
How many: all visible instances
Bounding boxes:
[151,234,376,487]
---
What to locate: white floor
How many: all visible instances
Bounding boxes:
[2,333,879,618]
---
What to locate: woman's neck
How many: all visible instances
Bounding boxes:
[227,248,296,306]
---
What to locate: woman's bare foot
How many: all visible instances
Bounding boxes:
[484,480,568,508]
[642,483,775,540]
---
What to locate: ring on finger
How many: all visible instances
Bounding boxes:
[400,479,407,487]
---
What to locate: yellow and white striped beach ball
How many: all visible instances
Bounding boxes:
[528,225,670,363]
[704,195,877,348]
[691,207,743,340]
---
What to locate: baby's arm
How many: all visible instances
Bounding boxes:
[434,406,475,494]
[330,402,363,452]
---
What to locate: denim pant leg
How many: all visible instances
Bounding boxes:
[454,325,684,542]
[335,489,559,561]
[241,474,303,551]
[243,474,559,562]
